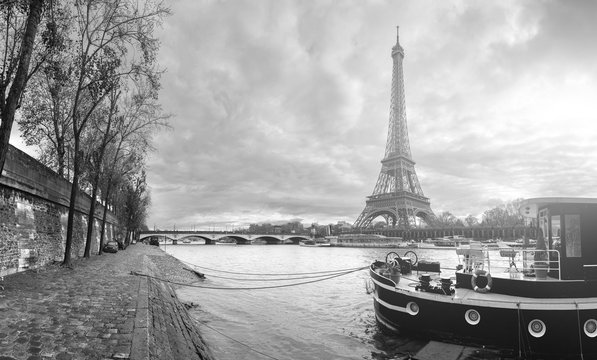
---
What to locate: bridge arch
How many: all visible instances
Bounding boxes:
[250,236,283,245]
[222,235,251,245]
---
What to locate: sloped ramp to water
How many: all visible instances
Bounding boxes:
[414,341,503,360]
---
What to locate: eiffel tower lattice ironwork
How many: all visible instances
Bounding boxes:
[354,27,435,229]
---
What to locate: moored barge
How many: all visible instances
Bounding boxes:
[369,197,597,359]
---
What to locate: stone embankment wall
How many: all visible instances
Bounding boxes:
[143,253,214,359]
[0,145,118,277]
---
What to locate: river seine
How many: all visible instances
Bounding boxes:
[165,245,467,360]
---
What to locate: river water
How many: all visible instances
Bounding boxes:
[165,245,483,360]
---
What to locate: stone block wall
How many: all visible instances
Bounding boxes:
[0,145,118,277]
[0,190,18,275]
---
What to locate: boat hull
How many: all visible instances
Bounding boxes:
[299,241,331,247]
[370,267,597,359]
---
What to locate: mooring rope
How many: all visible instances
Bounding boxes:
[516,302,522,359]
[192,270,360,282]
[575,302,585,360]
[199,321,282,360]
[131,266,368,290]
[180,259,367,276]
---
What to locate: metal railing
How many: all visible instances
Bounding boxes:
[493,248,561,280]
[457,247,562,280]
[520,249,561,280]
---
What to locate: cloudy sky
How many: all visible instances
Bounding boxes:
[146,0,597,230]
[14,0,597,230]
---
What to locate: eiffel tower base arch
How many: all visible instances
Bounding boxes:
[354,196,435,229]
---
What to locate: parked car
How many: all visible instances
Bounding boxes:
[103,241,118,253]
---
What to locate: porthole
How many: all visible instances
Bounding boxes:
[584,319,597,338]
[528,319,546,338]
[405,301,419,316]
[464,309,480,325]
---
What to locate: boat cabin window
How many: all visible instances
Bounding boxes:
[550,215,561,251]
[539,209,549,246]
[541,210,582,258]
[564,214,581,257]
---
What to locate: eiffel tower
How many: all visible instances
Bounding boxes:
[354,27,435,229]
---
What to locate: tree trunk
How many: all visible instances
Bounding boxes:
[0,0,44,175]
[62,171,79,267]
[98,179,113,255]
[98,203,107,255]
[84,179,99,257]
[57,143,65,177]
[62,140,80,267]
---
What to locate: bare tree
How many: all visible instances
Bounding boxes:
[117,168,150,244]
[18,3,74,176]
[19,64,75,175]
[97,147,137,253]
[94,85,169,253]
[464,214,479,227]
[0,0,44,174]
[481,199,525,228]
[436,211,459,227]
[81,89,119,257]
[61,0,169,267]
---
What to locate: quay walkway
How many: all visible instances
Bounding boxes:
[0,244,213,360]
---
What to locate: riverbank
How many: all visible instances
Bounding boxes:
[0,243,213,360]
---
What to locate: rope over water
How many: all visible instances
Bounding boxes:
[199,321,282,360]
[130,266,368,290]
[132,262,370,359]
[180,259,368,276]
[179,259,369,282]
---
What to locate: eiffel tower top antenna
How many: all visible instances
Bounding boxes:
[393,26,404,58]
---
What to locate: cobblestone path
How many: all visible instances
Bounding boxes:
[0,244,212,360]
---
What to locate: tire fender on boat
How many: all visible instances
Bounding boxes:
[471,269,492,293]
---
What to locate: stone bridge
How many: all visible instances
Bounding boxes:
[138,231,311,245]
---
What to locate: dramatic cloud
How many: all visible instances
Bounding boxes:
[141,0,597,230]
[13,1,592,230]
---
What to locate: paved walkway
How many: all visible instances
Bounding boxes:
[0,244,213,360]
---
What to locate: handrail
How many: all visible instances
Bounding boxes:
[456,246,491,273]
[457,247,562,280]
[521,249,561,280]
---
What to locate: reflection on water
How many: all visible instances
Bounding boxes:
[166,245,507,360]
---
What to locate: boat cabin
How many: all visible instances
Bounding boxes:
[520,197,597,280]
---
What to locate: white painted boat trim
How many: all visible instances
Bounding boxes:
[373,292,408,313]
[372,301,401,332]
